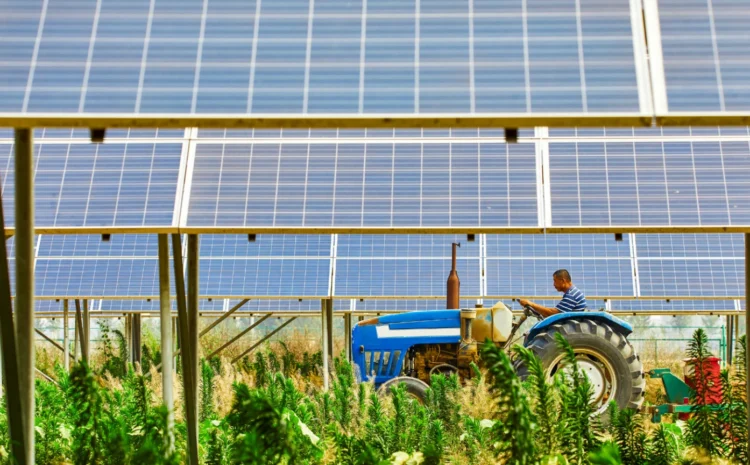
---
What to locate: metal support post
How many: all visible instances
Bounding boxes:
[231,317,298,364]
[321,299,330,390]
[187,234,199,426]
[15,128,35,464]
[75,300,88,365]
[158,234,174,449]
[124,314,130,363]
[172,316,178,369]
[83,299,90,363]
[172,234,199,465]
[726,316,734,365]
[344,313,352,362]
[63,300,69,371]
[0,132,29,465]
[132,313,142,366]
[326,298,334,360]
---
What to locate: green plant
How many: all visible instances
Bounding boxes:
[98,321,127,379]
[201,358,216,422]
[612,408,647,465]
[69,362,106,464]
[685,328,724,457]
[647,423,681,465]
[480,340,537,465]
[513,345,558,456]
[553,333,598,464]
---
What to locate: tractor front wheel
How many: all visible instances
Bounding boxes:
[516,319,645,415]
[377,376,429,404]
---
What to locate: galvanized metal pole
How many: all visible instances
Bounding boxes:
[344,313,352,361]
[321,299,329,390]
[172,234,199,465]
[745,232,750,450]
[15,128,35,465]
[726,315,734,366]
[157,234,174,449]
[83,299,90,363]
[63,300,69,372]
[0,135,29,465]
[187,234,199,426]
[326,298,334,360]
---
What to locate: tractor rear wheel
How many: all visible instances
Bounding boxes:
[377,376,429,404]
[515,319,645,415]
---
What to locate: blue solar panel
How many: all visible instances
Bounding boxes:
[0,142,182,228]
[199,234,330,257]
[337,234,479,258]
[637,258,744,297]
[635,233,744,258]
[1,0,647,116]
[200,258,330,295]
[616,300,738,312]
[485,234,631,258]
[38,234,159,257]
[335,258,480,297]
[656,0,750,112]
[186,142,538,228]
[34,258,167,296]
[548,141,750,226]
[485,258,633,296]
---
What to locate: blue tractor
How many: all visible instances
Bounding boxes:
[351,301,645,414]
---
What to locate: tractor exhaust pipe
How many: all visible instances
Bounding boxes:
[447,242,460,309]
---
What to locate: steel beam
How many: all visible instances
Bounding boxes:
[63,300,69,371]
[205,314,271,360]
[14,127,34,465]
[231,317,298,364]
[157,234,174,449]
[726,315,734,366]
[0,141,28,465]
[172,233,199,465]
[200,299,250,337]
[35,329,75,361]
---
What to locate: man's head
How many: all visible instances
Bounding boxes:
[552,269,573,292]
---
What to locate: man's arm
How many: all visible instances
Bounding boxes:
[517,299,560,318]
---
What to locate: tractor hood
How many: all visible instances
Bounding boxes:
[353,310,462,348]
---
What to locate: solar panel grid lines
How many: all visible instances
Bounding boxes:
[654,0,750,115]
[548,139,750,228]
[1,0,650,118]
[184,140,539,229]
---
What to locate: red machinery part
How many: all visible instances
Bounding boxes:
[683,356,723,405]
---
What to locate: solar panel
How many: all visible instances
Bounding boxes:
[486,257,633,296]
[635,233,744,258]
[485,233,631,258]
[34,258,163,296]
[200,258,330,296]
[335,234,480,297]
[548,140,750,227]
[637,258,744,297]
[0,142,182,228]
[0,0,651,127]
[653,0,750,117]
[184,142,538,229]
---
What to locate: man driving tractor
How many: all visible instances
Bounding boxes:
[518,269,586,318]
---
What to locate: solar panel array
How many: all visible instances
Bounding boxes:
[0,0,747,313]
[1,0,650,118]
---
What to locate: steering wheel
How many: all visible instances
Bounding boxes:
[523,304,544,321]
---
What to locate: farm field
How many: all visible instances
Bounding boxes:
[21,322,748,465]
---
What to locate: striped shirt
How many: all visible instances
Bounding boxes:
[556,286,587,312]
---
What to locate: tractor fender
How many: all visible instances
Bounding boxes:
[525,311,633,344]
